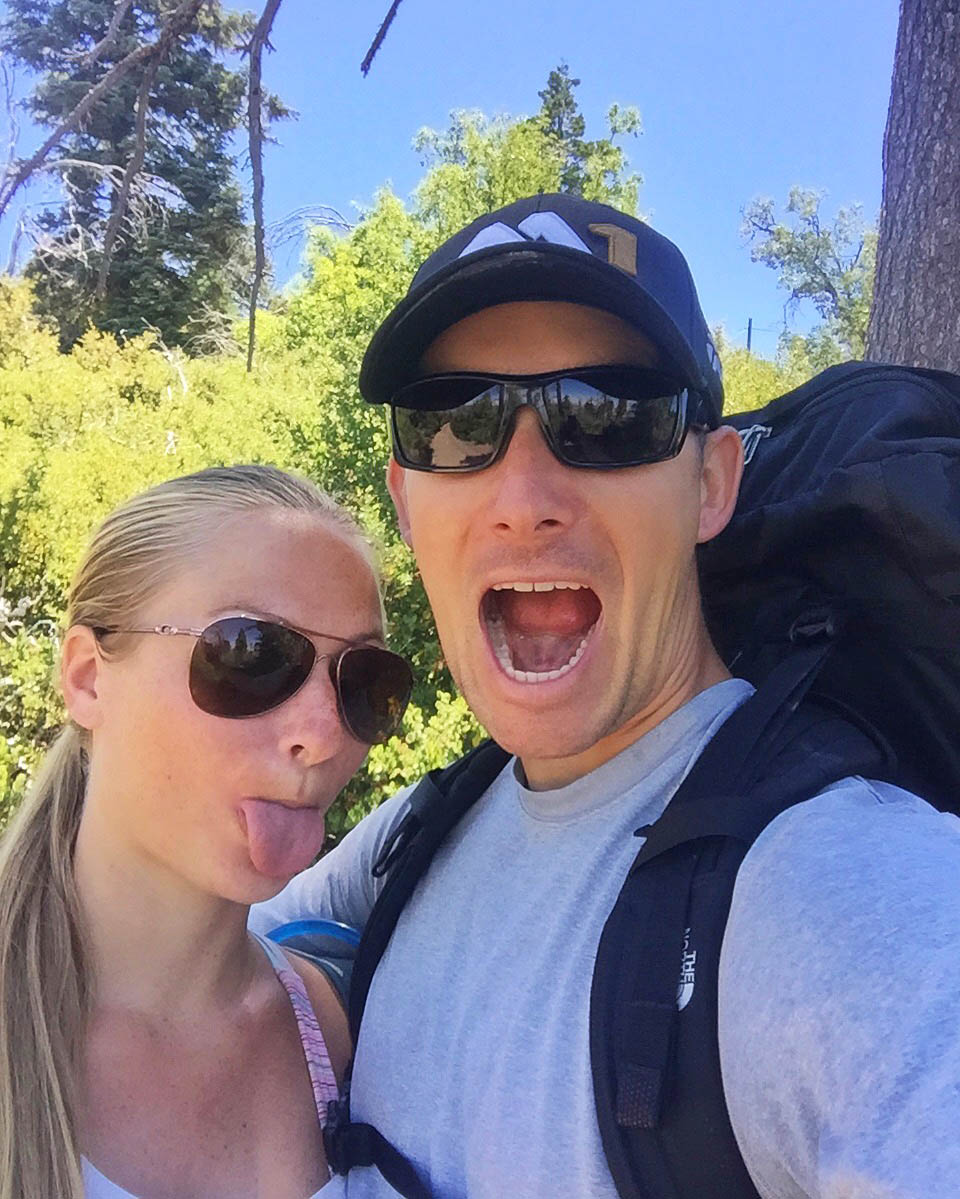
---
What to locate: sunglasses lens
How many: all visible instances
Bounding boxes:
[189,618,315,718]
[392,377,503,470]
[391,369,689,471]
[335,646,413,743]
[542,370,685,467]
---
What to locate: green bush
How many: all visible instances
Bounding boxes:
[0,92,824,842]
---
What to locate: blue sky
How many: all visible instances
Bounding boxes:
[2,0,901,357]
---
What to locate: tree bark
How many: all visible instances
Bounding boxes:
[866,0,960,369]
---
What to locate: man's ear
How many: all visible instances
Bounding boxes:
[386,457,413,547]
[697,425,744,545]
[61,625,105,731]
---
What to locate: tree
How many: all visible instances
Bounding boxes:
[535,61,642,207]
[742,187,876,363]
[866,0,960,370]
[0,68,646,840]
[712,328,808,415]
[1,0,281,350]
[411,72,642,243]
[0,1,408,365]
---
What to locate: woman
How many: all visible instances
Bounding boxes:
[0,465,413,1199]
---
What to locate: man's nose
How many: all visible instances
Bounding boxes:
[484,406,579,537]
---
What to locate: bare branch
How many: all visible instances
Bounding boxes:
[79,0,135,69]
[267,203,353,250]
[142,321,189,392]
[1,56,19,176]
[0,0,208,221]
[361,0,406,76]
[245,0,284,373]
[96,55,158,297]
[14,159,179,287]
[6,211,24,274]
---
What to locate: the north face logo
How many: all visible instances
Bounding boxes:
[458,211,641,279]
[458,212,593,259]
[677,926,697,1011]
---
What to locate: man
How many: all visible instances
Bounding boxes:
[252,194,960,1197]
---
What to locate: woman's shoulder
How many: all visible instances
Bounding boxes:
[283,950,352,1085]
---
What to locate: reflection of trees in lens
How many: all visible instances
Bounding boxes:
[547,380,678,463]
[397,387,500,468]
[396,409,440,466]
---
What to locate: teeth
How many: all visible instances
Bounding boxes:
[486,616,592,684]
[491,581,584,592]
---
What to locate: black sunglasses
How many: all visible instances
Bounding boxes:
[93,616,413,744]
[389,365,714,473]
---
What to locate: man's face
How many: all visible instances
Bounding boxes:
[388,301,742,788]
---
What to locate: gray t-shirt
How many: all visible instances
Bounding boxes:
[251,679,960,1197]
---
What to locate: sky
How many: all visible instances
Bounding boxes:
[1,0,902,358]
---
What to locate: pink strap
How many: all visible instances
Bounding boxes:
[257,935,340,1126]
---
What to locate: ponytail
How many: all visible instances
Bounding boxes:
[0,724,90,1199]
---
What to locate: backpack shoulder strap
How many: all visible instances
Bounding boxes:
[348,738,511,1039]
[591,646,894,1198]
[325,739,510,1198]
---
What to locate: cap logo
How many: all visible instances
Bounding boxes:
[458,212,591,259]
[588,223,638,276]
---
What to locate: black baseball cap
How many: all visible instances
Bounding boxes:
[359,192,723,426]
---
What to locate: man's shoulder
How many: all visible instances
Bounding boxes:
[729,775,960,954]
[747,775,956,870]
[327,778,423,866]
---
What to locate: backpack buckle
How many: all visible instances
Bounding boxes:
[789,606,839,644]
[323,1093,368,1175]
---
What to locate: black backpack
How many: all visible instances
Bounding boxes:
[321,362,960,1198]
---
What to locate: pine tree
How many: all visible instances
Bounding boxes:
[2,1,282,350]
[535,62,642,207]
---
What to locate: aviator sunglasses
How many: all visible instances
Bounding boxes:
[389,365,715,473]
[93,616,413,744]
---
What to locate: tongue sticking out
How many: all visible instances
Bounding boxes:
[485,588,601,675]
[240,798,326,879]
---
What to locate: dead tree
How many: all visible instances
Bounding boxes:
[244,0,283,372]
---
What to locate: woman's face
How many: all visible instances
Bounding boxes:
[75,508,383,903]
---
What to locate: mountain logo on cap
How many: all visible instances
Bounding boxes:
[457,210,639,277]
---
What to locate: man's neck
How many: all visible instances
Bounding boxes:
[521,648,731,791]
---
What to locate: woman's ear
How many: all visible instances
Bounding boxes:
[61,626,105,731]
[697,425,744,545]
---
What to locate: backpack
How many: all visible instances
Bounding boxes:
[321,362,960,1198]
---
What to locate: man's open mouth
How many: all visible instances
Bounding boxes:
[481,582,602,683]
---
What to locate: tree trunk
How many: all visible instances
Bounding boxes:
[866,0,960,369]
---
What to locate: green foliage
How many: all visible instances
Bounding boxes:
[1,0,286,351]
[537,63,643,207]
[741,187,876,361]
[0,68,672,841]
[713,327,811,415]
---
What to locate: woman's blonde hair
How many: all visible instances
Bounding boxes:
[0,464,375,1199]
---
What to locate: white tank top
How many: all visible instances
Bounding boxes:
[83,1159,327,1199]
